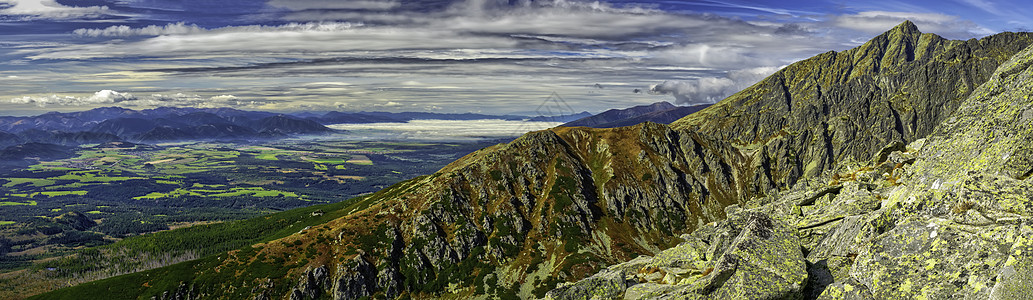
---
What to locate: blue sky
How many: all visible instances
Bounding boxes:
[0,0,1030,116]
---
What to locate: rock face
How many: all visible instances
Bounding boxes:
[553,33,1033,299]
[547,212,808,300]
[274,123,748,299]
[840,36,1033,299]
[673,21,1033,189]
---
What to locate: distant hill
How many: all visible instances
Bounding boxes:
[561,102,710,128]
[309,111,531,124]
[316,111,402,124]
[38,131,121,146]
[251,115,332,134]
[0,131,21,148]
[0,107,336,145]
[0,142,73,161]
[525,111,593,123]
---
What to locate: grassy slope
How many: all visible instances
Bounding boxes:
[28,180,399,300]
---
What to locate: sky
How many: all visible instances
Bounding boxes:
[0,0,1030,116]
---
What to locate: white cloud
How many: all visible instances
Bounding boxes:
[8,91,253,108]
[208,95,238,102]
[326,119,562,141]
[37,22,516,59]
[87,89,135,102]
[7,0,1007,115]
[649,66,782,105]
[11,90,135,107]
[11,94,79,107]
[957,0,1004,16]
[649,78,735,105]
[72,22,360,37]
[0,0,113,20]
[834,11,993,38]
[74,22,205,37]
[268,0,401,11]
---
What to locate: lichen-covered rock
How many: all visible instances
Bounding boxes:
[819,39,1033,299]
[544,269,629,300]
[549,212,808,299]
[989,226,1033,299]
[816,278,874,300]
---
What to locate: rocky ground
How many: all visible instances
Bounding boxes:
[546,34,1033,300]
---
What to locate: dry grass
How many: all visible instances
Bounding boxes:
[700,267,714,277]
[952,201,976,214]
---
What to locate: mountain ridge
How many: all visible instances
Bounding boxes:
[32,21,1033,300]
[672,22,1033,191]
[561,102,711,128]
[550,24,1033,299]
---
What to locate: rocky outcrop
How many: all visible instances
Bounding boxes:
[151,282,199,300]
[554,36,1033,299]
[547,212,808,299]
[673,21,1033,188]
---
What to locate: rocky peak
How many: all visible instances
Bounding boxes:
[552,41,1033,300]
[880,19,921,42]
[852,20,943,75]
[672,25,1033,188]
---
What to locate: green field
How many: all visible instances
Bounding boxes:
[49,171,144,182]
[133,187,297,200]
[0,139,496,299]
[209,187,298,198]
[3,178,56,187]
[305,158,348,164]
[40,191,87,197]
[255,153,279,160]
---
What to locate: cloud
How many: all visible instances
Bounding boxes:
[87,89,136,102]
[8,91,254,108]
[649,78,735,105]
[72,22,360,37]
[0,0,114,20]
[35,22,520,59]
[833,11,993,38]
[11,90,135,107]
[326,119,562,141]
[268,0,401,11]
[957,0,1005,15]
[649,66,782,105]
[8,0,1010,115]
[124,93,259,108]
[208,95,238,102]
[74,22,205,37]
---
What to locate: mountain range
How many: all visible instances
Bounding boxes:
[561,102,711,128]
[0,107,331,145]
[31,21,1033,300]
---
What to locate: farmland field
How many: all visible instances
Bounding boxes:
[0,138,501,281]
